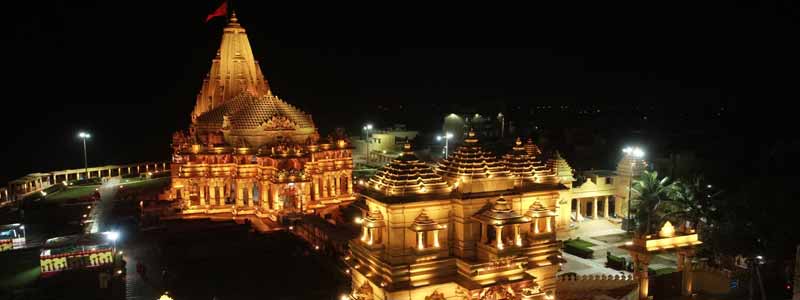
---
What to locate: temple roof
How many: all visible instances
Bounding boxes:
[524,201,557,218]
[434,130,510,180]
[192,13,271,120]
[368,144,450,196]
[547,151,576,183]
[503,137,558,184]
[472,196,531,225]
[194,93,314,132]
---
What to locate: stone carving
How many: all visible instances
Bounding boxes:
[354,281,374,300]
[425,289,446,300]
[262,115,296,131]
[479,285,515,300]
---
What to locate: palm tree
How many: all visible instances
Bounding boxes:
[664,176,721,236]
[630,170,675,237]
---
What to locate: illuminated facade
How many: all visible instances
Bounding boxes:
[347,133,568,300]
[169,14,355,216]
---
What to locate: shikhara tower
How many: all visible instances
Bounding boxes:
[169,13,355,216]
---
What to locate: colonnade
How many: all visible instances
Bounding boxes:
[573,195,614,221]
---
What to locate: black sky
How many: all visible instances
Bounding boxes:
[1,1,799,183]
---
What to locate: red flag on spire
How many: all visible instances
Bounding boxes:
[205,1,227,23]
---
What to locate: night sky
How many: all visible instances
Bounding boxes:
[2,1,799,184]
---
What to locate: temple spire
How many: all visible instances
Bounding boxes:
[192,11,271,121]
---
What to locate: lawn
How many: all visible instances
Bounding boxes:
[44,185,98,203]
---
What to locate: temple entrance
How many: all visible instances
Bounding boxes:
[608,197,616,217]
[280,184,300,212]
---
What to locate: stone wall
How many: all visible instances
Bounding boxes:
[556,274,638,300]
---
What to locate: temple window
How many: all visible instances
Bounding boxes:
[410,210,445,250]
[361,210,385,246]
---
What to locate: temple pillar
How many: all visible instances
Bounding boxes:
[199,184,206,206]
[368,228,374,245]
[417,232,424,249]
[347,174,353,194]
[632,253,652,300]
[313,178,320,200]
[236,184,244,207]
[322,176,329,198]
[495,225,503,249]
[334,174,341,197]
[546,217,552,232]
[127,167,131,175]
[361,226,368,242]
[146,165,150,172]
[261,183,269,209]
[680,250,694,296]
[604,196,610,218]
[576,199,582,221]
[514,224,521,246]
[534,218,540,234]
[593,197,598,219]
[433,230,440,248]
[247,184,254,207]
[136,166,140,174]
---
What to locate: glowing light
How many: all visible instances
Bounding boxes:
[354,217,363,224]
[87,205,91,209]
[314,245,320,250]
[340,295,349,300]
[288,226,294,230]
[104,231,120,241]
[659,221,675,238]
[41,191,47,196]
[78,132,91,139]
[117,270,122,274]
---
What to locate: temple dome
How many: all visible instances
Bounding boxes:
[434,130,510,181]
[409,210,442,232]
[524,138,542,156]
[368,144,450,195]
[503,137,558,184]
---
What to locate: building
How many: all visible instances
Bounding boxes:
[353,125,418,167]
[346,132,569,300]
[169,13,355,217]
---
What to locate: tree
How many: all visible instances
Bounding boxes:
[663,176,721,236]
[630,170,675,237]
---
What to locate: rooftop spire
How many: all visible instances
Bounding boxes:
[192,11,271,121]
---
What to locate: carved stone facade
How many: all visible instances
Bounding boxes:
[347,135,565,300]
[170,15,354,217]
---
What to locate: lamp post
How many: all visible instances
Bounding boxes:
[78,132,91,180]
[436,132,454,157]
[362,124,373,165]
[623,146,645,233]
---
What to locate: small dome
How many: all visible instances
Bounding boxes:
[368,143,450,195]
[410,210,441,232]
[435,129,510,180]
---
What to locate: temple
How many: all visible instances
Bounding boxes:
[347,134,567,300]
[168,13,355,217]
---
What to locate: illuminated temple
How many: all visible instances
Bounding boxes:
[347,133,573,300]
[169,13,354,216]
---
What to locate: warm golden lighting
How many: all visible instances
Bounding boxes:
[659,221,675,238]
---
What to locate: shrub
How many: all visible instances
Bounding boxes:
[606,252,626,270]
[564,239,594,258]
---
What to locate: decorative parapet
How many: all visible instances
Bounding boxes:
[556,274,636,290]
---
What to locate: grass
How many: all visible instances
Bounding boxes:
[44,185,98,203]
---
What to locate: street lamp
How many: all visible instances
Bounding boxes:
[436,132,454,157]
[78,132,91,180]
[623,146,645,233]
[362,124,373,165]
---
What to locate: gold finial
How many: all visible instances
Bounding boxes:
[515,137,522,146]
[403,143,411,150]
[230,11,238,23]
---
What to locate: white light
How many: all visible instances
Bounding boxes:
[445,132,453,139]
[41,191,47,196]
[116,270,122,274]
[354,217,363,224]
[78,132,91,139]
[104,231,119,241]
[365,124,373,130]
[707,184,712,188]
[436,136,442,141]
[756,255,763,260]
[20,225,24,230]
[340,295,349,300]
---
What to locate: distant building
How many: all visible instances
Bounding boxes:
[353,124,418,167]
